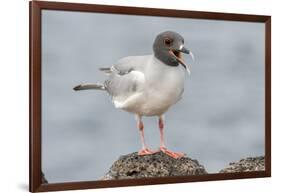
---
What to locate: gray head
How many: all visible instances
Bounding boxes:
[153,31,193,73]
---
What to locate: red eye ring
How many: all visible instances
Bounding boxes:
[164,38,172,45]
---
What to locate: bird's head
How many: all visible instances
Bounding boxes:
[153,31,194,74]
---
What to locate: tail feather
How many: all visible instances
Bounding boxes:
[73,83,105,91]
[99,67,112,75]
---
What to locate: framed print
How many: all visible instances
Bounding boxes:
[29,1,271,192]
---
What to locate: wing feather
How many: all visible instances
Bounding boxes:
[100,55,151,108]
[105,70,145,101]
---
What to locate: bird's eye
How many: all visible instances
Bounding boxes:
[164,38,172,46]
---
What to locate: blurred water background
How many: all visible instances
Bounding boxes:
[42,10,265,183]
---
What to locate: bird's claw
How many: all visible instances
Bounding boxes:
[138,148,156,156]
[159,147,185,159]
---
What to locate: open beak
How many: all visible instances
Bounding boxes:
[169,46,194,75]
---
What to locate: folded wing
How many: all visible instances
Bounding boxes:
[101,56,149,108]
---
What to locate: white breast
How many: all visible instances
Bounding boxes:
[126,57,185,116]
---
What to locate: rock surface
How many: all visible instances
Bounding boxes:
[102,152,207,180]
[41,172,48,184]
[220,156,265,173]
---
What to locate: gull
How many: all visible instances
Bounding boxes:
[74,31,194,159]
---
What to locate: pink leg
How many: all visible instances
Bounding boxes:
[136,115,155,156]
[159,117,165,147]
[158,115,185,159]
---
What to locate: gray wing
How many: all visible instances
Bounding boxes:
[101,55,149,102]
[100,55,148,75]
[105,70,145,101]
